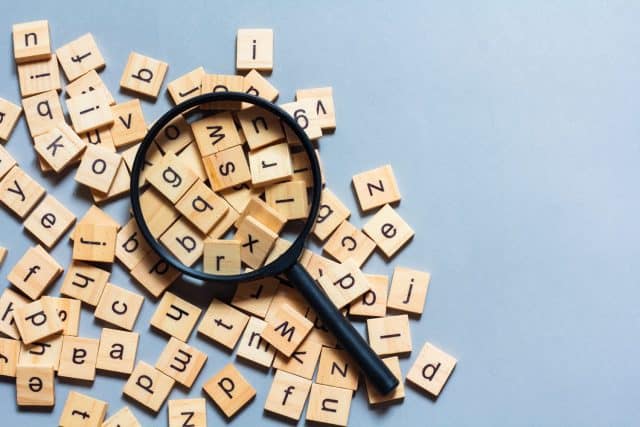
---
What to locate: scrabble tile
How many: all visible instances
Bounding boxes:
[192,112,242,157]
[248,142,293,187]
[238,196,286,233]
[72,222,118,263]
[120,52,168,99]
[363,204,414,258]
[304,309,338,348]
[123,361,175,413]
[90,159,130,204]
[33,122,86,173]
[75,145,121,193]
[203,239,241,275]
[197,298,249,351]
[406,342,457,397]
[323,220,376,267]
[7,244,62,300]
[65,69,115,105]
[203,363,256,418]
[203,145,252,191]
[261,303,313,357]
[12,20,51,63]
[80,125,116,151]
[264,237,292,265]
[0,337,20,377]
[16,365,55,407]
[67,88,114,133]
[17,54,61,97]
[0,98,22,142]
[159,217,205,266]
[231,277,278,318]
[302,251,340,280]
[220,182,263,214]
[200,74,244,110]
[130,250,181,298]
[236,316,276,368]
[58,335,99,381]
[59,390,108,427]
[207,207,240,240]
[15,298,63,344]
[0,144,17,179]
[24,194,76,249]
[290,148,325,188]
[0,288,29,339]
[94,283,144,331]
[115,218,152,270]
[60,261,110,306]
[316,347,359,391]
[349,274,389,318]
[21,90,64,137]
[264,286,309,323]
[18,335,63,371]
[154,114,194,154]
[352,164,401,212]
[316,259,371,309]
[387,266,431,315]
[147,152,198,203]
[167,66,204,105]
[103,406,141,427]
[236,29,273,71]
[273,336,322,380]
[150,291,202,342]
[0,166,46,218]
[313,188,351,241]
[96,328,139,375]
[110,99,148,149]
[0,247,7,265]
[168,398,206,427]
[367,314,412,356]
[71,204,120,239]
[365,356,404,405]
[296,87,336,131]
[176,142,207,181]
[237,107,285,151]
[156,337,208,388]
[306,383,352,427]
[280,100,322,141]
[234,215,278,269]
[56,33,105,81]
[139,186,180,238]
[264,370,311,421]
[176,180,229,234]
[265,180,309,220]
[242,69,278,107]
[42,296,81,336]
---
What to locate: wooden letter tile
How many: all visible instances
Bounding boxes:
[0,337,20,377]
[16,365,55,407]
[406,342,457,397]
[33,122,86,173]
[72,222,118,263]
[242,69,278,106]
[167,66,204,105]
[203,363,256,418]
[15,298,63,344]
[96,328,139,375]
[349,273,389,318]
[197,298,249,351]
[323,220,376,267]
[234,215,278,269]
[261,303,313,357]
[203,239,241,275]
[0,144,17,180]
[365,356,404,405]
[203,145,251,191]
[200,74,244,110]
[237,107,285,150]
[176,179,229,234]
[159,217,205,267]
[59,390,108,427]
[42,296,81,336]
[236,316,275,368]
[235,196,286,234]
[306,383,352,427]
[150,291,202,342]
[316,347,359,391]
[264,370,311,421]
[236,29,273,71]
[363,204,414,258]
[115,218,152,270]
[123,361,175,413]
[60,261,110,306]
[17,54,61,97]
[248,142,293,186]
[103,406,141,427]
[67,88,114,133]
[231,277,279,318]
[155,337,208,388]
[219,182,263,214]
[75,145,121,193]
[168,398,206,427]
[110,99,147,148]
[0,97,22,141]
[280,100,322,141]
[0,288,29,339]
[19,335,63,371]
[273,337,323,380]
[13,20,51,63]
[58,335,100,381]
[296,86,336,131]
[387,266,431,315]
[316,259,371,309]
[130,250,181,298]
[24,194,76,249]
[192,112,242,156]
[352,164,401,212]
[21,90,64,137]
[313,188,351,241]
[8,244,62,300]
[265,180,309,220]
[367,314,412,356]
[0,166,46,218]
[90,159,131,204]
[139,186,180,238]
[120,52,168,99]
[56,33,105,81]
[65,69,115,105]
[94,283,144,331]
[154,114,195,154]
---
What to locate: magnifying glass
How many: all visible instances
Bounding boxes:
[129,91,398,395]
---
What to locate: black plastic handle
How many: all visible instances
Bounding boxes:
[286,262,399,395]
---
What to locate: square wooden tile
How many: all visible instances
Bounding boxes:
[102,406,141,427]
[367,314,412,356]
[60,261,110,307]
[313,188,351,241]
[236,28,273,71]
[94,283,144,331]
[33,122,86,173]
[120,52,168,99]
[364,356,404,405]
[96,328,139,375]
[234,196,286,234]
[65,69,115,105]
[67,88,114,133]
[261,303,313,357]
[264,370,312,421]
[352,164,401,212]
[19,335,63,371]
[12,20,50,63]
[59,390,108,427]
[0,97,22,141]
[0,143,17,179]
[15,297,63,344]
[296,86,336,131]
[155,337,208,388]
[316,259,371,309]
[7,244,62,300]
[406,342,457,397]
[16,365,55,407]
[197,298,249,351]
[349,273,389,318]
[363,204,414,258]
[0,166,46,218]
[0,337,20,377]
[236,316,276,368]
[280,100,322,141]
[0,288,29,339]
[110,99,148,149]
[203,145,252,191]
[231,277,279,318]
[167,66,204,104]
[24,194,76,249]
[75,145,121,193]
[123,361,175,413]
[22,90,64,137]
[203,363,256,419]
[242,69,279,106]
[192,111,243,156]
[150,291,201,342]
[17,54,61,97]
[56,33,105,81]
[138,186,180,238]
[42,296,81,336]
[203,239,241,275]
[387,266,431,315]
[323,220,376,267]
[306,383,352,427]
[234,215,278,269]
[72,222,118,263]
[115,219,152,270]
[316,347,359,391]
[146,152,198,204]
[200,74,244,110]
[248,142,293,187]
[237,107,285,150]
[273,336,323,380]
[129,250,181,298]
[58,335,99,381]
[159,217,205,267]
[168,398,206,427]
[220,182,263,214]
[175,180,229,235]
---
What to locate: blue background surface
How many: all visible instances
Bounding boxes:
[1,1,639,425]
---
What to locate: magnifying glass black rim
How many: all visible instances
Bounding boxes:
[130,91,322,283]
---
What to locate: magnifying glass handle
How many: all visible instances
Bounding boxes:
[286,262,399,395]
